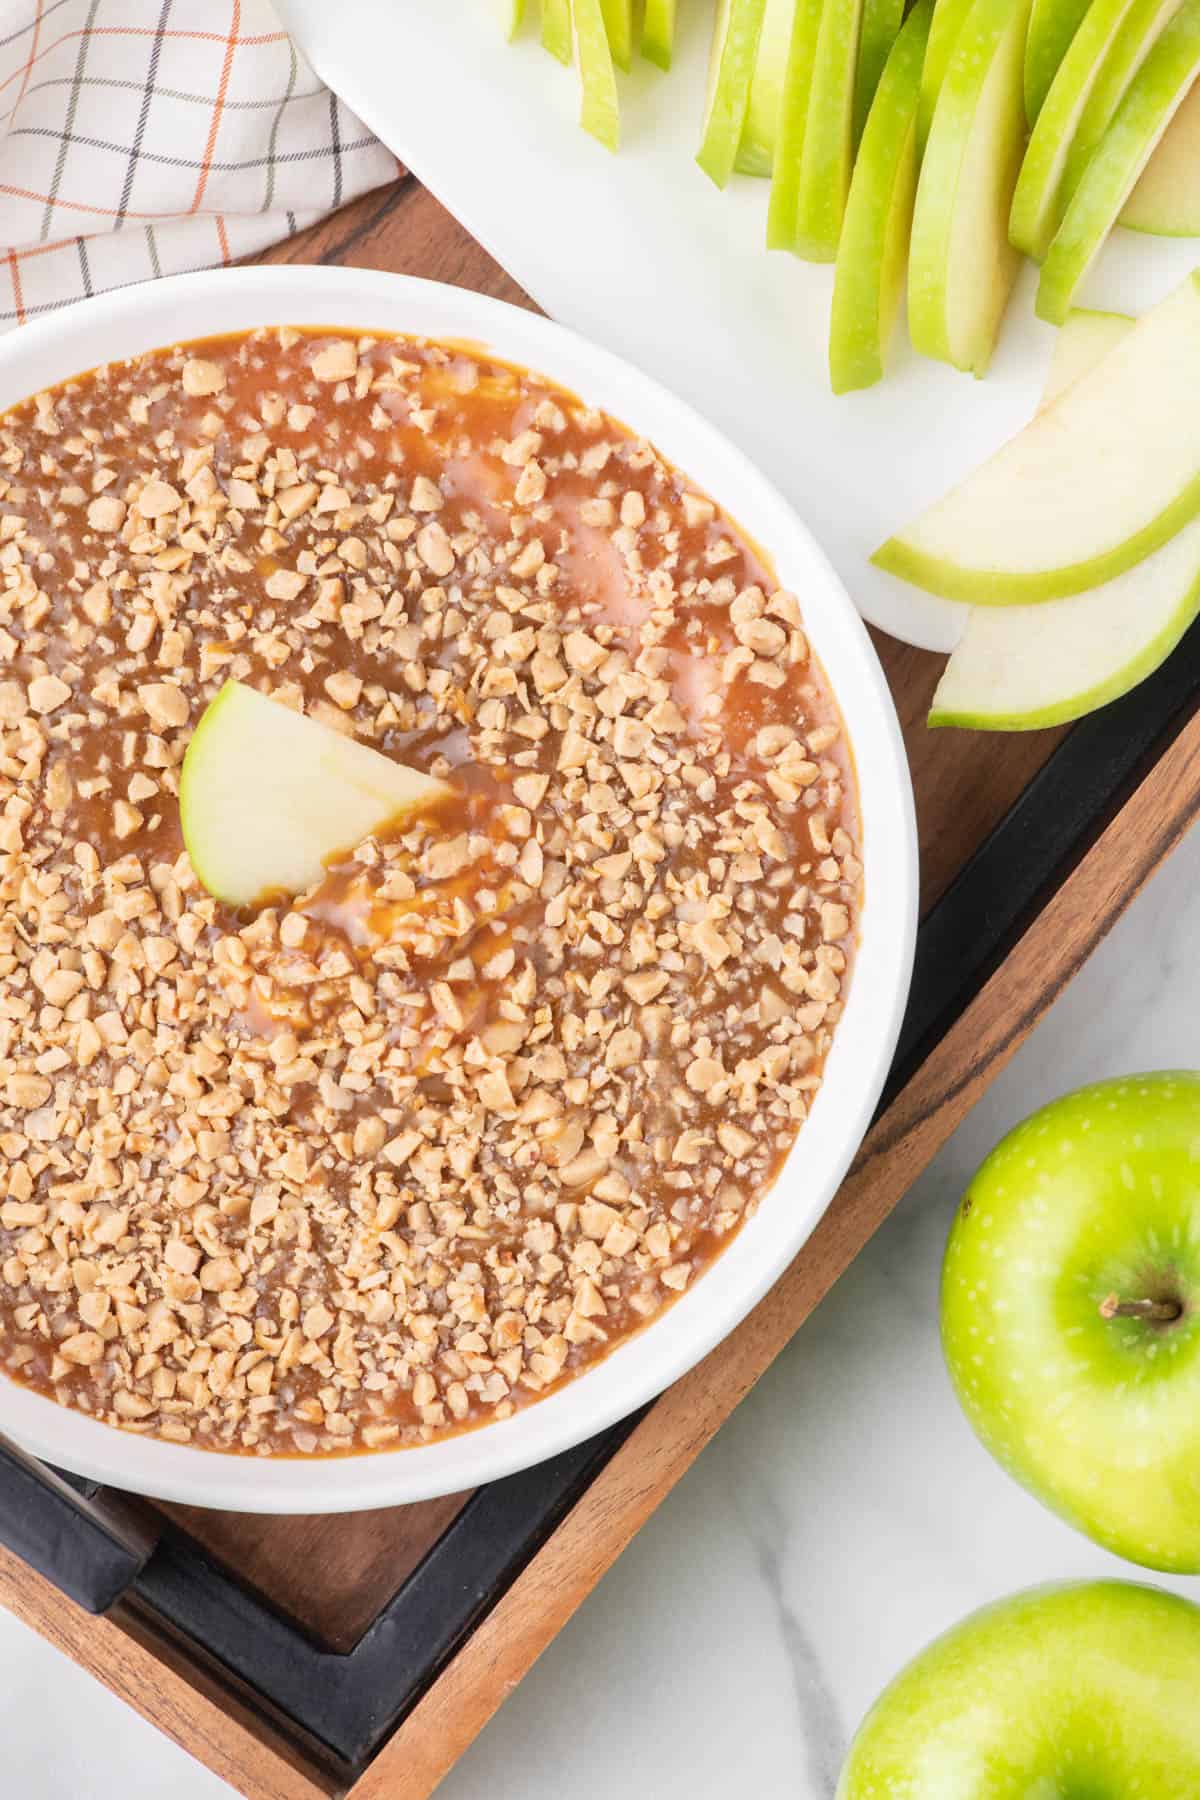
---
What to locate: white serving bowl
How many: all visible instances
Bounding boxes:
[0,265,917,1511]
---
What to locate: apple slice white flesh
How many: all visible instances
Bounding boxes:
[542,0,573,64]
[1010,0,1144,257]
[931,311,1200,728]
[766,0,825,243]
[908,0,1030,373]
[575,0,621,148]
[830,0,934,390]
[1039,305,1133,406]
[698,0,770,186]
[793,0,867,257]
[180,682,449,909]
[853,0,906,137]
[875,269,1200,602]
[642,0,677,67]
[1060,0,1184,198]
[737,0,796,173]
[601,0,635,68]
[1038,0,1200,323]
[1121,70,1200,228]
[500,0,527,40]
[1024,0,1092,120]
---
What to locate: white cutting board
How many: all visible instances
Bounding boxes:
[278,0,1200,651]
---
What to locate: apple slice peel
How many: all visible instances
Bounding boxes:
[180,681,450,909]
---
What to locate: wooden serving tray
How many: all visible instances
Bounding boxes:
[2,173,1199,1800]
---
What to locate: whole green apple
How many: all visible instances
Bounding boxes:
[942,1072,1200,1571]
[837,1581,1200,1798]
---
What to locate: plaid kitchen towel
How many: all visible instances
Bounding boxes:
[0,0,397,330]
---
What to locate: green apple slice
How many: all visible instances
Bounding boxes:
[1024,0,1093,120]
[575,0,621,148]
[1060,0,1184,197]
[1121,70,1200,227]
[908,0,1030,373]
[875,270,1200,602]
[929,518,1200,725]
[853,0,906,137]
[601,0,636,68]
[919,0,979,141]
[1039,304,1133,407]
[642,0,677,66]
[766,0,825,243]
[737,0,796,173]
[542,0,573,63]
[931,307,1200,731]
[697,0,770,186]
[1010,0,1144,257]
[500,0,527,39]
[793,0,868,257]
[1038,0,1200,323]
[830,0,935,390]
[180,681,449,909]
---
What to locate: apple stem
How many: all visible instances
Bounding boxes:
[1098,1292,1183,1323]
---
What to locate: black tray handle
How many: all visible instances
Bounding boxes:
[0,1435,158,1613]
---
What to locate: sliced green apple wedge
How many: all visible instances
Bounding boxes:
[698,0,770,186]
[766,0,825,243]
[575,0,622,148]
[793,0,867,257]
[854,0,906,138]
[642,0,677,67]
[738,0,796,172]
[1060,0,1184,198]
[875,270,1200,602]
[1010,0,1144,258]
[830,0,934,390]
[1038,305,1133,407]
[500,0,527,40]
[601,0,636,68]
[542,0,573,64]
[180,682,449,909]
[1024,0,1093,120]
[908,0,1030,373]
[931,311,1200,729]
[1038,0,1200,323]
[1121,70,1200,228]
[919,0,979,141]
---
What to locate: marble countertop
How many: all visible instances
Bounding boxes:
[4,817,1198,1799]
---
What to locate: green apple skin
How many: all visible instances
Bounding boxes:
[1024,0,1093,119]
[766,0,824,245]
[830,0,933,391]
[837,1581,1200,1799]
[575,0,622,148]
[943,1073,1200,1571]
[1122,65,1200,229]
[853,0,907,138]
[737,0,795,173]
[601,0,635,69]
[793,0,867,258]
[1010,0,1143,258]
[908,0,1029,373]
[919,0,978,141]
[541,0,572,63]
[697,0,769,186]
[1060,0,1184,203]
[1039,0,1200,324]
[641,0,677,68]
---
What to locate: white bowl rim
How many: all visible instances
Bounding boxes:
[0,265,917,1511]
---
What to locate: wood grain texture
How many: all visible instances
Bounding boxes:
[348,703,1200,1800]
[0,1542,337,1800]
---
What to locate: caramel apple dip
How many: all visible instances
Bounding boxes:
[0,328,861,1455]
